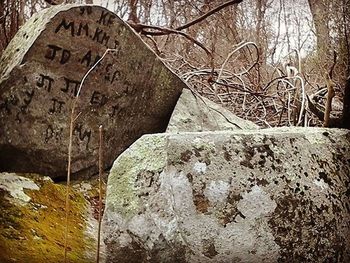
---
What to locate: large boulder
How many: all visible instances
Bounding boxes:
[0,172,100,262]
[0,4,184,178]
[166,88,259,132]
[103,127,350,262]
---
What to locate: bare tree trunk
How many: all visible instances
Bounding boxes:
[128,0,139,23]
[308,0,331,65]
[255,0,267,88]
[342,75,350,128]
[140,0,152,24]
[0,0,7,55]
[340,0,350,77]
[0,0,25,55]
[256,0,267,65]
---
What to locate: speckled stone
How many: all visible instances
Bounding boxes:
[0,5,184,178]
[103,127,350,263]
[166,88,259,133]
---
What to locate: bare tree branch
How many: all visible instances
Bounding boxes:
[176,0,244,31]
[129,0,244,36]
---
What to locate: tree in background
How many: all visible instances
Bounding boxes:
[0,0,25,54]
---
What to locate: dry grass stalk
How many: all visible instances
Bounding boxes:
[64,48,116,262]
[96,125,103,263]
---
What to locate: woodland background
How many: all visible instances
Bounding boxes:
[1,0,349,127]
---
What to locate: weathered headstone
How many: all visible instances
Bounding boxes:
[103,127,350,262]
[0,5,184,178]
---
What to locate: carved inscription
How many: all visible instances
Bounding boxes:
[45,44,71,64]
[41,8,125,148]
[79,6,93,15]
[55,18,75,36]
[15,89,35,123]
[97,10,115,26]
[2,7,143,156]
[45,124,63,143]
[49,98,65,114]
[77,23,89,37]
[74,123,92,150]
[54,14,119,48]
[37,74,54,92]
[0,95,18,115]
[0,5,185,178]
[90,91,108,106]
[61,77,80,97]
[0,88,35,124]
[105,64,121,84]
[81,50,102,68]
[110,104,124,118]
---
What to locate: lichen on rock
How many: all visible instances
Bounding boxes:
[103,127,350,263]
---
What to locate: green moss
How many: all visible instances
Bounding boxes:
[107,134,167,219]
[0,174,95,263]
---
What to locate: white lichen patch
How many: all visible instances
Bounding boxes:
[193,161,207,174]
[204,180,230,205]
[0,173,39,203]
[313,178,329,190]
[192,137,216,151]
[237,185,277,219]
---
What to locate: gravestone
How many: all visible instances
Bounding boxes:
[0,5,184,178]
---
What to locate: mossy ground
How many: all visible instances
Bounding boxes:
[0,174,96,263]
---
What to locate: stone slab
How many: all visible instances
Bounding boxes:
[103,127,350,262]
[0,5,185,178]
[166,88,259,132]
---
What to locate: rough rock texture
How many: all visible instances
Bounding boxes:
[103,127,350,263]
[166,88,259,132]
[0,172,100,262]
[0,5,184,178]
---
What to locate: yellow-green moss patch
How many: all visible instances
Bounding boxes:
[0,174,96,263]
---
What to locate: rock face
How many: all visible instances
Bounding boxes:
[0,172,99,262]
[103,128,350,262]
[0,5,184,178]
[166,88,259,132]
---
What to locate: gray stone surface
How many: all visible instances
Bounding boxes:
[166,88,259,133]
[0,5,184,178]
[103,127,350,262]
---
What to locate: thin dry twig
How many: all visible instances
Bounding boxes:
[323,74,336,127]
[329,51,337,79]
[176,0,243,31]
[294,75,306,126]
[96,125,103,263]
[64,48,116,262]
[217,41,259,81]
[133,24,212,59]
[307,50,341,128]
[210,79,275,98]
